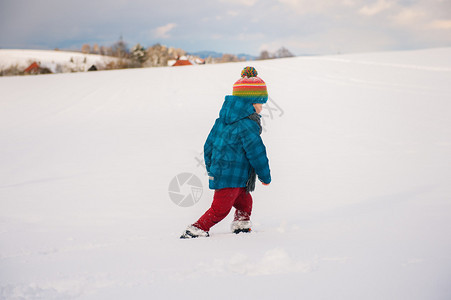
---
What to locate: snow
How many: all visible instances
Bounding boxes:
[1,47,451,299]
[0,49,117,73]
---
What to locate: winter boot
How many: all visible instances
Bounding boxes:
[180,225,210,239]
[231,220,252,234]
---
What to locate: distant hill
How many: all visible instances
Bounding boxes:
[188,50,256,61]
[188,51,222,59]
[236,53,257,61]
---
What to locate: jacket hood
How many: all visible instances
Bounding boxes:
[219,95,257,125]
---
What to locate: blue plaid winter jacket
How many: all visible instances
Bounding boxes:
[204,95,271,190]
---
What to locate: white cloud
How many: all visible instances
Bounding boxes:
[429,19,451,29]
[359,0,393,16]
[153,23,177,39]
[211,34,223,40]
[237,32,266,41]
[277,0,358,15]
[342,0,358,7]
[277,0,297,6]
[259,40,314,54]
[1,0,451,56]
[391,8,426,26]
[227,10,240,17]
[220,0,259,7]
[258,27,397,55]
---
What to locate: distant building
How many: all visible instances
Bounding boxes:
[194,57,205,64]
[171,55,205,67]
[172,59,192,67]
[24,62,40,74]
[24,62,52,75]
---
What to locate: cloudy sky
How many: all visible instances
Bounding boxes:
[1,0,450,55]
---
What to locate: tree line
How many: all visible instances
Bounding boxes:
[80,37,295,68]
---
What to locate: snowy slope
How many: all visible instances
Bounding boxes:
[0,49,117,73]
[1,48,451,299]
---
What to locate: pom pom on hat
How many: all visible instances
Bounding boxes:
[241,66,258,78]
[233,66,268,103]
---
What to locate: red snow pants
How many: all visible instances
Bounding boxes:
[193,187,252,232]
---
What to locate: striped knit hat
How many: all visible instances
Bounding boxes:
[232,66,268,103]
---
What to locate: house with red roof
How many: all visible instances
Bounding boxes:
[172,59,192,66]
[24,62,40,74]
[24,61,52,75]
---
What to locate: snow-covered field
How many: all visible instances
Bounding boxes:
[1,48,451,299]
[0,49,116,73]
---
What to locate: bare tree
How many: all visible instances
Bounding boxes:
[258,50,272,60]
[92,44,100,54]
[220,54,240,63]
[81,44,91,54]
[145,43,173,67]
[259,47,295,60]
[275,47,294,58]
[112,36,128,58]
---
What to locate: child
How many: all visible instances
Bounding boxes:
[180,66,271,239]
